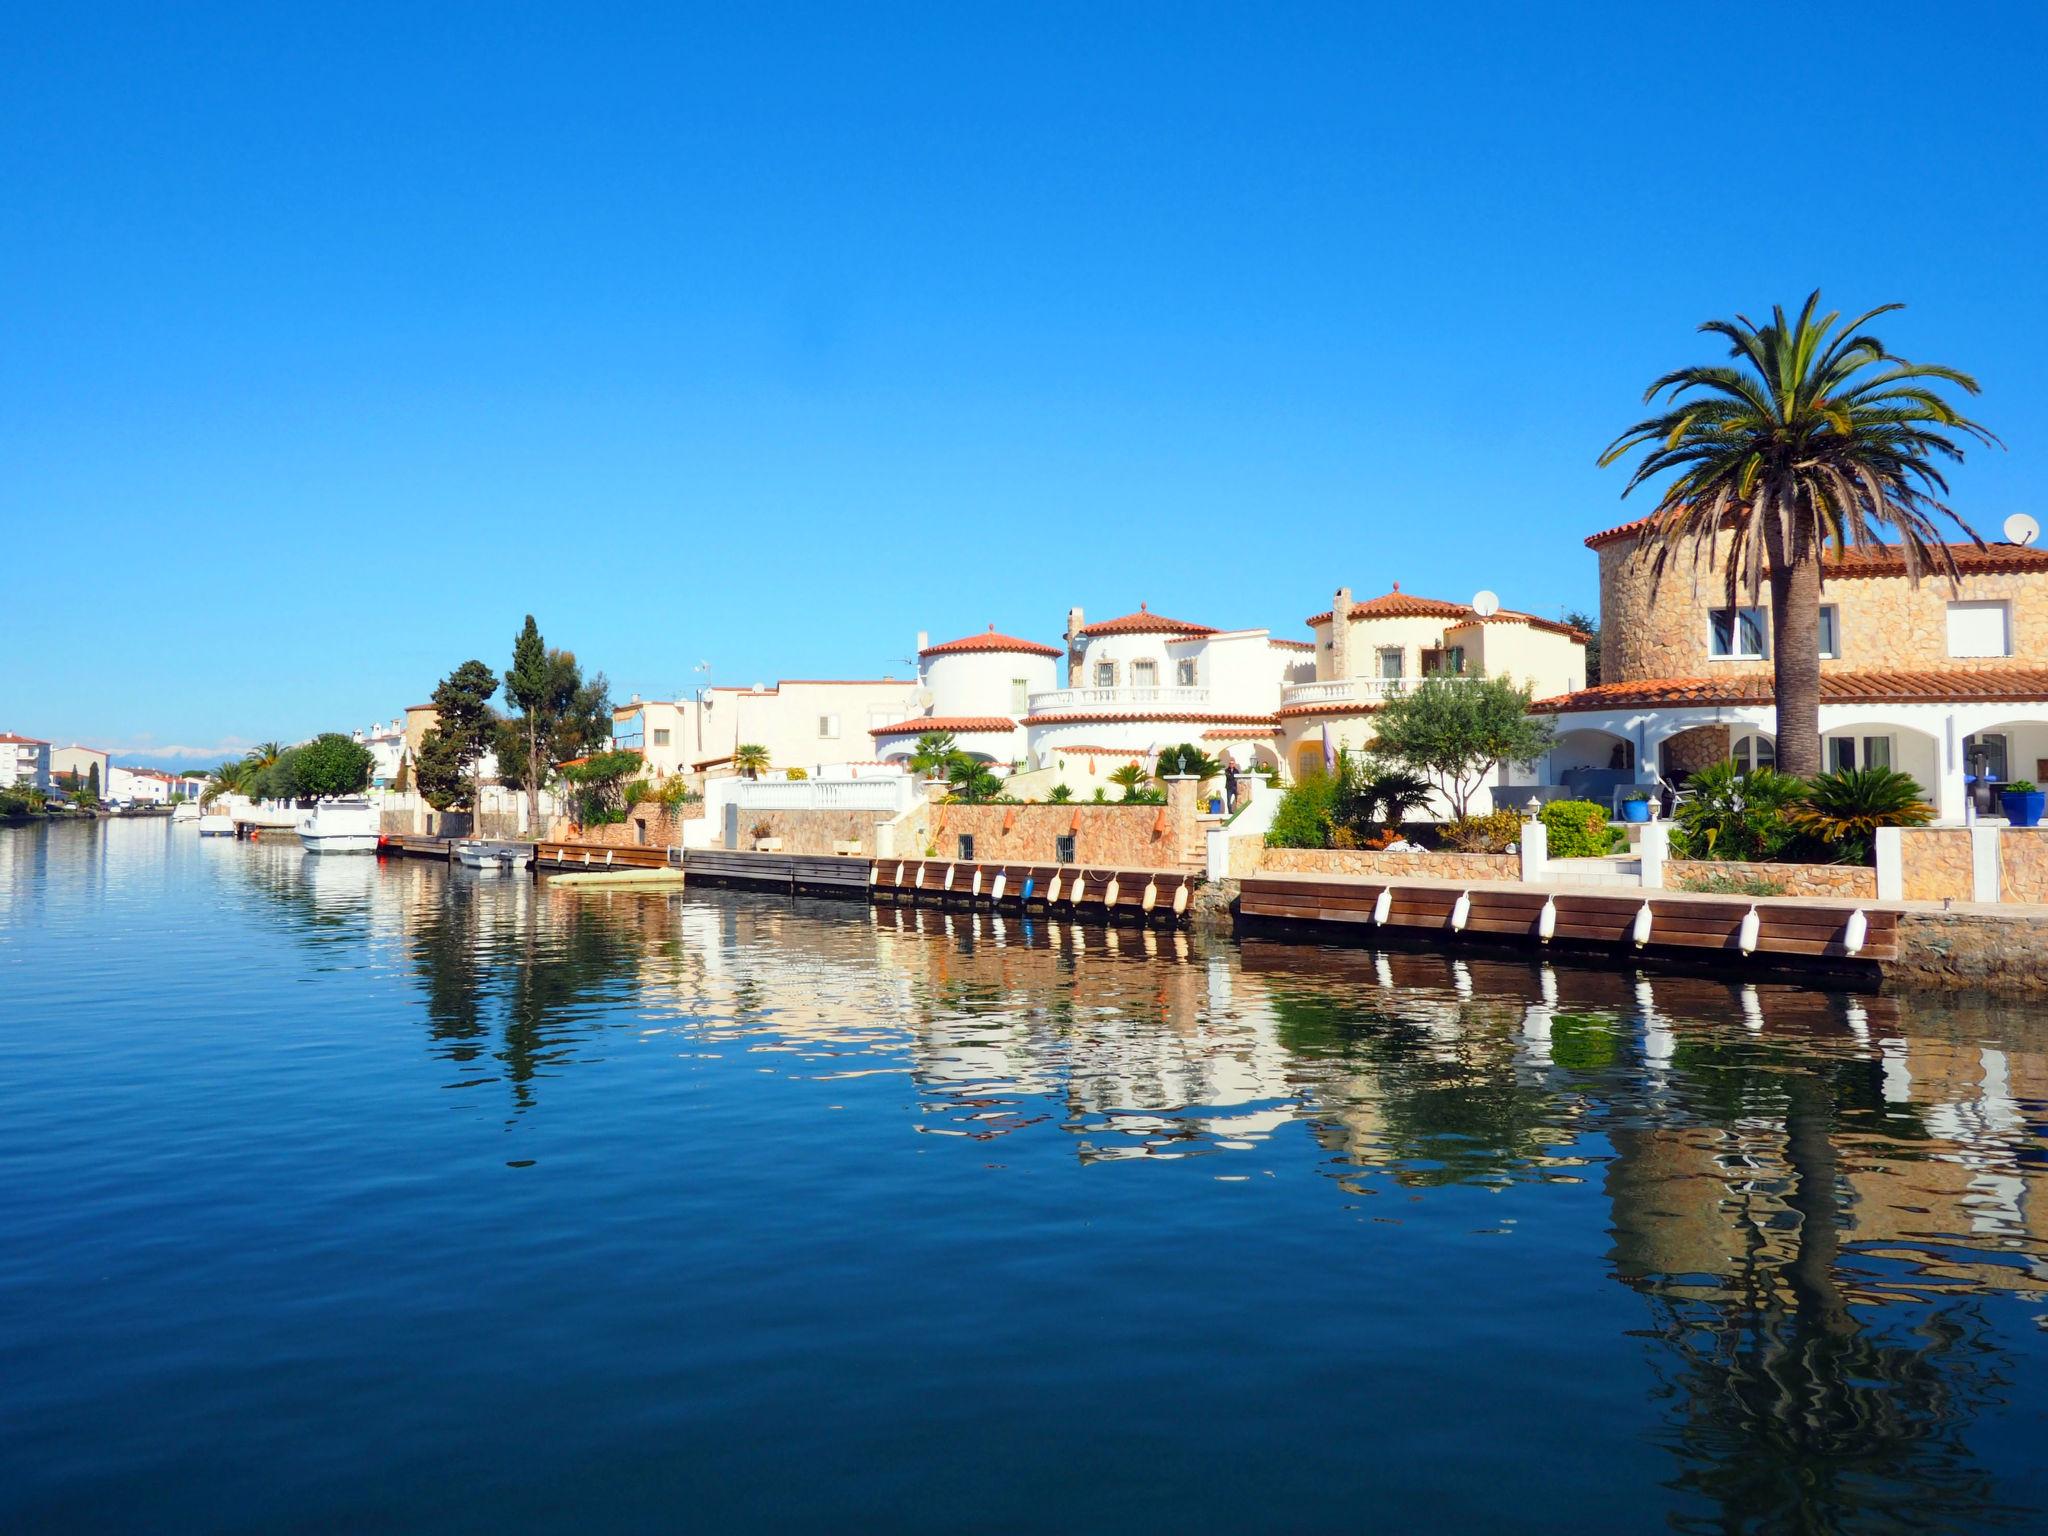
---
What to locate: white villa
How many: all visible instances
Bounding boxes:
[614,677,923,780]
[1532,517,2048,823]
[2,733,52,792]
[1023,605,1315,775]
[869,627,1064,767]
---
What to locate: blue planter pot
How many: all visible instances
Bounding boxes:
[1622,798,1652,823]
[2002,789,2045,828]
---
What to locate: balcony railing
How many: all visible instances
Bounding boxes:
[1026,685,1213,714]
[1280,674,1474,708]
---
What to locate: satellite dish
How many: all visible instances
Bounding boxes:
[2004,513,2040,547]
[1471,590,1501,618]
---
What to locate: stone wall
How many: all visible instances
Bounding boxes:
[1598,531,2048,683]
[1661,725,1731,775]
[1256,847,1522,881]
[1998,829,2048,904]
[1667,858,1876,899]
[927,802,1194,869]
[1898,827,1976,903]
[1892,909,2048,994]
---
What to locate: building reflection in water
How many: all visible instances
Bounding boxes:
[357,866,2044,1529]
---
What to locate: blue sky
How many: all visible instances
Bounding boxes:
[5,2,2045,762]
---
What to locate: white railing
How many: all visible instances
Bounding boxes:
[726,777,917,813]
[1280,675,1476,707]
[1027,685,1212,713]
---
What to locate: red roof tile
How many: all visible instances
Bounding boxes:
[1,733,51,745]
[1534,669,2048,713]
[1075,604,1218,638]
[1269,638,1316,652]
[869,716,1019,737]
[919,627,1062,659]
[1045,745,1146,757]
[1304,589,1588,640]
[1025,710,1278,727]
[1587,515,2048,576]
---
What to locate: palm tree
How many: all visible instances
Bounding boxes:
[243,741,283,771]
[202,759,252,806]
[1107,763,1148,802]
[1153,742,1222,787]
[732,742,769,780]
[946,757,1002,804]
[909,731,960,780]
[1599,293,1996,776]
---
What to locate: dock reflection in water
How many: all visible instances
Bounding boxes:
[3,820,2045,1533]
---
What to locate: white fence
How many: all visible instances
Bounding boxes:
[718,776,920,815]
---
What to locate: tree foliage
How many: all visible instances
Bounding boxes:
[1559,609,1601,687]
[946,758,1002,804]
[1787,766,1933,863]
[1154,743,1222,784]
[732,742,770,779]
[1668,762,1809,863]
[560,749,645,826]
[1370,676,1553,820]
[498,618,611,810]
[291,733,375,799]
[415,660,499,816]
[909,732,959,778]
[1600,293,1995,775]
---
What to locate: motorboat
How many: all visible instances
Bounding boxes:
[456,839,531,872]
[171,802,201,824]
[297,797,379,855]
[197,812,235,837]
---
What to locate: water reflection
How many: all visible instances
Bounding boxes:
[224,848,2048,1529]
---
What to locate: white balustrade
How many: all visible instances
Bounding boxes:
[1278,674,1476,708]
[1026,685,1212,713]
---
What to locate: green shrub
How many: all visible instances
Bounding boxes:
[1674,869,1788,897]
[1669,762,1807,862]
[1266,772,1340,848]
[1047,784,1073,803]
[1787,766,1933,864]
[1442,808,1523,853]
[2002,778,2038,795]
[1540,799,1616,858]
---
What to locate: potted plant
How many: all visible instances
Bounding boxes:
[751,819,782,852]
[1621,790,1653,824]
[2001,779,2044,828]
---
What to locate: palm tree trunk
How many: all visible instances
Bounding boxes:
[1765,520,1824,778]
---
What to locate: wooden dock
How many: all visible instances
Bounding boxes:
[872,858,1200,921]
[1236,873,1898,980]
[381,833,454,860]
[535,841,674,873]
[682,848,872,893]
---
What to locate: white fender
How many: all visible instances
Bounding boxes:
[1047,872,1063,905]
[1142,879,1159,912]
[943,863,956,891]
[914,862,925,889]
[1450,891,1471,933]
[1538,896,1557,942]
[1104,876,1121,908]
[1843,908,1868,956]
[1070,874,1086,905]
[991,872,1007,903]
[1172,881,1190,915]
[1632,901,1653,947]
[1372,886,1392,926]
[1739,905,1761,956]
[868,862,880,886]
[895,861,905,887]
[971,868,983,898]
[605,849,615,867]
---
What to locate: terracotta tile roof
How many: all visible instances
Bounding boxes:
[1304,588,1588,640]
[0,733,50,745]
[1534,669,2048,713]
[1201,726,1277,740]
[1268,638,1315,651]
[869,716,1019,737]
[1075,604,1218,638]
[1586,514,2048,576]
[1026,710,1279,727]
[919,627,1062,659]
[1275,699,1389,720]
[1046,744,1146,756]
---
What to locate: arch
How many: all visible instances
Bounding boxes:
[1294,743,1326,780]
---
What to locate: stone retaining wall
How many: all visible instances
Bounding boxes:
[2000,830,2048,904]
[1899,827,1976,903]
[1257,847,1522,881]
[1667,858,1876,899]
[929,800,1197,869]
[1892,909,2048,994]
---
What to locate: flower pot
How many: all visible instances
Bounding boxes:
[1622,798,1652,824]
[2001,789,2045,828]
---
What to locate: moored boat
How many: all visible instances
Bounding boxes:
[197,812,235,837]
[171,802,201,825]
[297,797,379,854]
[456,839,531,872]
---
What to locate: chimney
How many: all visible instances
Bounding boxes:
[1065,607,1087,684]
[916,630,928,654]
[1329,587,1351,676]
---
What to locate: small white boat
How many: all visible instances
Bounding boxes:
[171,802,201,825]
[197,813,235,837]
[298,797,379,855]
[457,839,531,872]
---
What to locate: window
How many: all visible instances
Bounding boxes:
[1131,659,1158,688]
[652,728,671,747]
[1709,607,1769,659]
[1010,678,1028,713]
[1731,733,1775,774]
[1947,600,2011,658]
[869,710,895,730]
[1055,834,1076,864]
[1422,646,1466,677]
[1377,647,1405,680]
[818,714,840,739]
[1175,658,1197,687]
[957,834,975,861]
[1828,736,1893,774]
[1093,661,1116,688]
[1817,605,1840,659]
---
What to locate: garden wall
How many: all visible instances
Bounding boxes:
[1256,847,1522,881]
[1999,830,2048,904]
[1666,858,1877,900]
[928,798,1200,870]
[1898,828,1976,903]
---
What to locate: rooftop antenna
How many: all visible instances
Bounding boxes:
[1470,589,1501,618]
[2004,512,2040,547]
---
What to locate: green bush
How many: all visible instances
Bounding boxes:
[1539,799,1616,858]
[1266,772,1340,848]
[2006,779,2040,795]
[1787,766,1932,864]
[1669,762,1807,862]
[1442,808,1523,853]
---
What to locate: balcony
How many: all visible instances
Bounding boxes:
[1027,685,1213,715]
[1280,675,1473,709]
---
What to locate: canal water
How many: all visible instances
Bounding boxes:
[3,819,2045,1533]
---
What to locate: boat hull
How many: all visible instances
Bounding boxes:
[301,833,379,855]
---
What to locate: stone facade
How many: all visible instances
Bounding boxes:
[1256,847,1522,881]
[928,795,1200,870]
[1998,829,2048,904]
[1666,858,1876,900]
[1892,909,2048,994]
[1598,531,2048,684]
[1898,827,1976,903]
[1660,725,1730,774]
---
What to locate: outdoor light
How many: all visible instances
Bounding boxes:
[1525,795,1542,819]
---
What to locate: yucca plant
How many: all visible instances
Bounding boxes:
[946,758,1003,804]
[732,742,770,779]
[1789,766,1933,862]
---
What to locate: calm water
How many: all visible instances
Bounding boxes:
[3,820,2046,1533]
